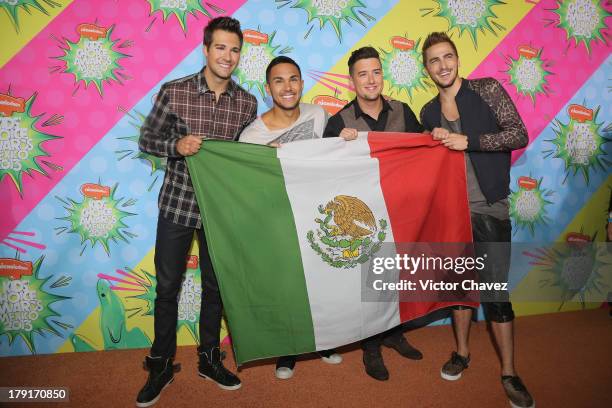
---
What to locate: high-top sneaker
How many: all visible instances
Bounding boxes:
[198,346,242,390]
[136,356,179,407]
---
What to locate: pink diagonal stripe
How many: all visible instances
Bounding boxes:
[115,268,148,285]
[97,273,143,288]
[0,241,25,253]
[308,74,342,94]
[5,236,46,250]
[0,0,247,240]
[467,0,611,163]
[10,231,36,236]
[309,70,351,79]
[308,72,354,92]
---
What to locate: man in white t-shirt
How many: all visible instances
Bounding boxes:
[238,56,341,380]
[239,56,328,146]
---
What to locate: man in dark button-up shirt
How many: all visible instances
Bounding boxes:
[323,93,423,138]
[323,46,424,382]
[323,47,423,141]
[136,17,257,407]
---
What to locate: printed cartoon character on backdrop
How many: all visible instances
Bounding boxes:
[71,279,151,351]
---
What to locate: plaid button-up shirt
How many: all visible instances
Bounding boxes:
[139,69,258,228]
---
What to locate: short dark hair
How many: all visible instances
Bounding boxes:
[203,16,243,49]
[265,56,301,84]
[347,46,380,76]
[422,32,458,63]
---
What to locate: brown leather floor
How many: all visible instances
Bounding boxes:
[1,308,611,408]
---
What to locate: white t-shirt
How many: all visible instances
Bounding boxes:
[239,103,328,145]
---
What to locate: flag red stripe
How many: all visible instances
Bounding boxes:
[368,132,476,322]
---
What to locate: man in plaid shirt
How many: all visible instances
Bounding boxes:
[136,16,257,407]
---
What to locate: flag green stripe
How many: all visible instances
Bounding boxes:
[187,141,315,364]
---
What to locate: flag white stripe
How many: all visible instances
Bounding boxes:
[278,136,401,349]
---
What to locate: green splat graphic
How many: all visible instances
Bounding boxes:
[422,0,506,48]
[544,105,610,185]
[55,183,137,256]
[128,268,200,343]
[0,256,71,354]
[234,31,292,98]
[509,177,554,236]
[552,0,608,53]
[380,38,430,100]
[530,237,611,309]
[0,0,61,33]
[55,25,129,96]
[278,0,373,42]
[506,50,551,104]
[0,93,61,196]
[146,0,221,32]
[115,109,166,191]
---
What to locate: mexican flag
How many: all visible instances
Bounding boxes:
[187,132,472,364]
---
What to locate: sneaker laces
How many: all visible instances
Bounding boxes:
[200,347,234,379]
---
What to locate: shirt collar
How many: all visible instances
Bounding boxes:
[197,67,237,98]
[353,96,392,119]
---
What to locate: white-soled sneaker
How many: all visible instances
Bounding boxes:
[275,366,294,380]
[275,355,296,380]
[318,349,342,365]
[440,351,470,381]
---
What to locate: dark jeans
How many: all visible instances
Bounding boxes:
[455,213,514,323]
[150,215,223,358]
[361,325,405,351]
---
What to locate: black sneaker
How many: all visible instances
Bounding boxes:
[382,333,423,360]
[440,351,470,381]
[362,348,389,381]
[198,346,242,390]
[502,375,535,408]
[136,356,179,407]
[275,355,297,380]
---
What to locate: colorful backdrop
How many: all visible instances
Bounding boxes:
[0,0,610,357]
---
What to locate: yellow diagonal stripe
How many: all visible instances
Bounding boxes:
[303,0,534,114]
[1,0,74,68]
